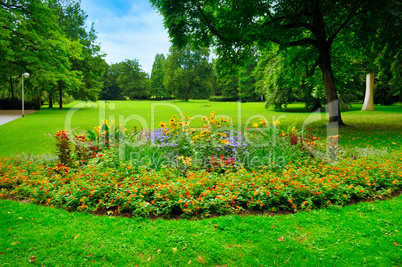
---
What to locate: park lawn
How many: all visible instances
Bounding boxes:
[0,196,401,266]
[0,101,401,266]
[0,100,401,157]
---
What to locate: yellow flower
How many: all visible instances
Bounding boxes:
[169,118,175,124]
[259,119,266,126]
[273,120,280,126]
[291,126,296,133]
[159,121,166,128]
[220,139,229,145]
[253,123,259,128]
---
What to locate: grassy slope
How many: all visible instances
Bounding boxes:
[0,196,401,266]
[0,100,401,156]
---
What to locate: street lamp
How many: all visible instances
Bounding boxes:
[22,72,29,117]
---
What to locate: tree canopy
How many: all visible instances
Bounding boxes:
[0,0,106,109]
[164,46,213,101]
[151,0,401,124]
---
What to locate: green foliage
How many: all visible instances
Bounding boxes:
[0,97,42,110]
[209,96,239,102]
[150,54,168,98]
[1,145,401,218]
[1,100,401,157]
[115,60,150,99]
[55,130,72,166]
[257,46,297,110]
[374,85,398,106]
[238,54,259,101]
[215,72,239,98]
[99,63,124,100]
[0,0,105,109]
[151,0,401,124]
[164,46,213,101]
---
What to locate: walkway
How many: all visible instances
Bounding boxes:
[0,110,37,126]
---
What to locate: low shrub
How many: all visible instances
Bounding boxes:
[209,96,239,102]
[0,97,41,110]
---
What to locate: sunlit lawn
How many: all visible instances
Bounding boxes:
[0,100,401,266]
[1,196,401,266]
[0,100,401,156]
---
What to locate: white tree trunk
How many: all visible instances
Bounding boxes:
[362,73,375,111]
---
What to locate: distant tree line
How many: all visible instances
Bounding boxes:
[101,39,400,111]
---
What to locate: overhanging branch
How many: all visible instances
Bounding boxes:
[288,38,318,48]
[196,4,230,42]
[328,9,358,45]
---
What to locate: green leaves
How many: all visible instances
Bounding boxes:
[164,45,213,101]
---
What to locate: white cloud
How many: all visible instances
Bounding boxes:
[81,0,171,74]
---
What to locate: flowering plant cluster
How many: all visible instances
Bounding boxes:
[2,111,400,218]
[54,112,342,174]
[87,119,127,148]
[55,130,71,166]
[0,151,400,218]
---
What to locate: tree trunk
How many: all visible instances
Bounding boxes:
[38,87,42,110]
[185,87,189,101]
[49,91,53,108]
[9,76,14,98]
[59,83,63,109]
[319,48,345,126]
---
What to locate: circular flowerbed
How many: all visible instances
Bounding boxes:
[0,112,400,218]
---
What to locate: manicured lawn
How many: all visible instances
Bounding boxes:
[0,100,401,156]
[1,196,401,266]
[1,100,401,266]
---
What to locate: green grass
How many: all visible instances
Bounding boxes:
[0,100,401,156]
[1,196,401,266]
[1,100,401,266]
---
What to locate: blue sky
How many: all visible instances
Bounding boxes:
[80,0,171,75]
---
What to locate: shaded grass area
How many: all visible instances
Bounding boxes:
[0,101,401,157]
[1,196,401,266]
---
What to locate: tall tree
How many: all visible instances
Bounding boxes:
[51,0,106,108]
[164,46,213,101]
[238,54,258,101]
[150,53,168,98]
[151,0,400,125]
[0,0,83,109]
[115,59,150,99]
[99,62,124,100]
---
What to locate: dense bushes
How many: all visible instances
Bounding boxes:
[209,96,239,102]
[0,97,41,110]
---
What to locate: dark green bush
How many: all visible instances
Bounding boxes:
[209,95,239,102]
[0,97,41,110]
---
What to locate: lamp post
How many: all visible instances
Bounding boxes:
[22,72,29,117]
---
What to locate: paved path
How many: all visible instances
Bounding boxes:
[0,110,37,126]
